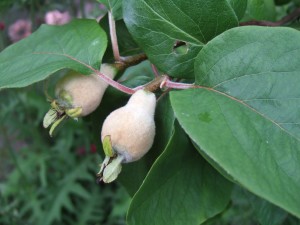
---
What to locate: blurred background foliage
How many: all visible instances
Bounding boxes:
[1,0,300,225]
[0,83,131,225]
[0,1,131,225]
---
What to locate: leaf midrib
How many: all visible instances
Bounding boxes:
[141,0,203,46]
[207,87,300,142]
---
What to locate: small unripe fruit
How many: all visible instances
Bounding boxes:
[55,64,116,116]
[43,64,117,136]
[97,89,156,183]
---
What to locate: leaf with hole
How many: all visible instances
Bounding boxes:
[123,0,241,78]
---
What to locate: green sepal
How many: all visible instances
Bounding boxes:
[43,108,57,128]
[49,114,67,137]
[50,100,64,112]
[65,107,82,118]
[58,90,73,105]
[102,155,124,183]
[98,156,111,178]
[102,135,115,157]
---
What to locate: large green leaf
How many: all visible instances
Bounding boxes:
[127,122,232,225]
[0,19,107,90]
[123,0,240,78]
[170,26,300,217]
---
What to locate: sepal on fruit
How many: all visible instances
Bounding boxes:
[97,154,124,183]
[49,114,67,137]
[102,155,123,183]
[43,98,81,136]
[102,135,115,157]
[43,100,70,137]
[65,107,83,118]
[96,136,124,183]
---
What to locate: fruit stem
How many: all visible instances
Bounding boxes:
[108,11,148,68]
[109,12,121,62]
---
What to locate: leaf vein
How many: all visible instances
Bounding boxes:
[141,0,202,45]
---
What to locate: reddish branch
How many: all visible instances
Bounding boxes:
[240,8,300,27]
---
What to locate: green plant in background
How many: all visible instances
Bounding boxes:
[0,87,130,225]
[1,0,300,225]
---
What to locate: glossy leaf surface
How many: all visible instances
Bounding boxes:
[123,0,242,78]
[171,26,300,218]
[0,19,107,89]
[127,123,232,225]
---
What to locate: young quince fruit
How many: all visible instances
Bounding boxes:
[43,64,117,136]
[97,89,156,183]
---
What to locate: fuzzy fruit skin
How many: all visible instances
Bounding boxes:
[55,64,116,116]
[101,90,156,163]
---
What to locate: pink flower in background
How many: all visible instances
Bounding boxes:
[0,22,5,31]
[90,144,97,153]
[8,19,32,42]
[99,3,106,10]
[45,10,71,25]
[76,144,97,156]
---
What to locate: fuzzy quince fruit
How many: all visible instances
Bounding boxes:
[97,89,156,183]
[43,64,117,136]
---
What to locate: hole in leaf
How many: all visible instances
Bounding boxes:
[173,41,189,55]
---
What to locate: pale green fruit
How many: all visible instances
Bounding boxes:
[43,64,117,136]
[55,64,117,116]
